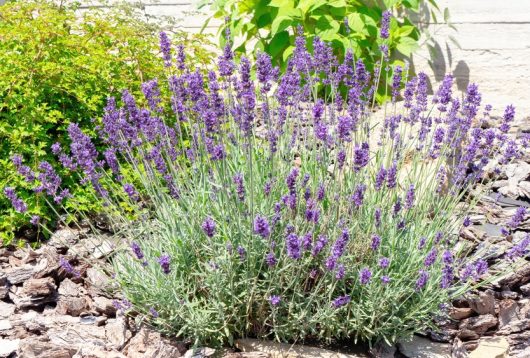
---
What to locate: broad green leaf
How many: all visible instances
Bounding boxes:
[396,25,415,37]
[347,13,367,36]
[396,36,419,56]
[327,0,347,8]
[269,0,289,7]
[267,30,289,58]
[315,15,340,39]
[383,0,399,8]
[271,15,293,36]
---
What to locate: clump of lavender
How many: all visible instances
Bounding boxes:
[7,19,528,347]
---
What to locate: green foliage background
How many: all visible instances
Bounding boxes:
[208,0,445,101]
[0,0,213,244]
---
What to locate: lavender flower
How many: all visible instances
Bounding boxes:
[253,215,271,238]
[335,264,346,280]
[316,183,325,201]
[375,208,382,227]
[416,270,429,290]
[375,166,387,191]
[265,252,277,267]
[233,173,245,201]
[269,295,281,306]
[202,217,216,238]
[381,276,391,285]
[59,256,80,277]
[159,32,172,67]
[379,257,390,268]
[386,162,397,189]
[237,246,246,261]
[351,184,366,208]
[332,295,351,308]
[286,233,301,260]
[508,207,527,229]
[405,185,415,209]
[507,235,530,259]
[286,167,299,193]
[371,234,381,251]
[353,143,370,171]
[30,215,40,226]
[123,183,139,201]
[158,254,171,274]
[149,307,159,318]
[463,216,472,227]
[424,248,437,267]
[359,267,372,285]
[131,242,144,260]
[312,235,328,256]
[380,10,392,39]
[3,187,27,213]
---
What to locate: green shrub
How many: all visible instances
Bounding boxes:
[10,29,528,347]
[0,0,213,244]
[207,0,449,101]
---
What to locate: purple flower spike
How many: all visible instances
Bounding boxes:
[380,10,392,39]
[332,295,351,308]
[371,234,381,251]
[379,257,390,268]
[149,307,159,318]
[131,242,144,260]
[359,267,372,285]
[158,254,171,274]
[269,295,281,306]
[424,248,437,267]
[59,256,80,277]
[3,187,27,213]
[265,252,277,267]
[381,276,391,285]
[335,264,345,280]
[202,217,216,238]
[405,185,415,209]
[508,207,527,229]
[463,216,472,227]
[253,215,271,238]
[30,215,40,226]
[286,233,301,260]
[159,32,172,68]
[416,270,429,291]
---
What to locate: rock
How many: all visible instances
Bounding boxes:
[468,291,496,315]
[223,353,270,358]
[56,278,90,316]
[17,337,74,358]
[236,338,366,358]
[451,338,468,358]
[0,319,12,331]
[4,265,35,284]
[0,301,15,319]
[49,228,81,250]
[92,296,117,316]
[458,314,498,341]
[397,336,451,358]
[70,235,115,259]
[450,307,475,320]
[497,262,530,289]
[183,348,216,358]
[498,299,519,328]
[86,267,112,295]
[48,322,108,351]
[73,346,126,358]
[0,271,8,299]
[520,282,530,296]
[468,337,509,358]
[499,290,519,300]
[105,315,131,350]
[0,338,20,357]
[370,342,396,358]
[10,277,57,309]
[123,326,186,358]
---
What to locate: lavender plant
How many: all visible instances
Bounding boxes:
[6,18,530,347]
